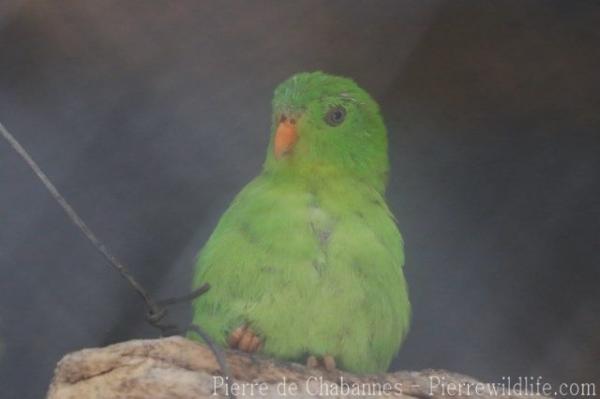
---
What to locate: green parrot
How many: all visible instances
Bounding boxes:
[191,71,410,373]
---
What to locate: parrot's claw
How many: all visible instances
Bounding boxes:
[323,355,336,371]
[305,354,337,371]
[228,325,262,353]
[306,355,319,368]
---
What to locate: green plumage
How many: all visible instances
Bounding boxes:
[191,72,410,373]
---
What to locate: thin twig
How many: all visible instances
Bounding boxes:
[0,121,163,319]
[157,283,211,307]
[1,121,234,391]
[147,284,212,335]
[188,324,236,399]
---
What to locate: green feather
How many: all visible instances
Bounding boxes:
[191,71,410,373]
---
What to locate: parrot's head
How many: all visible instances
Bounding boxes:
[263,71,389,192]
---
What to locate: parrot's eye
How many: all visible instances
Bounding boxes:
[324,106,346,126]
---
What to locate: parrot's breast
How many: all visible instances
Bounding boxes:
[192,175,410,373]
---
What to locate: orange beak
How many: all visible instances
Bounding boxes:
[274,120,297,159]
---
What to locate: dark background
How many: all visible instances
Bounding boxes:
[1,1,599,398]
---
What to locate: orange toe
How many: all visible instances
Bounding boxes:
[228,324,262,353]
[323,355,336,371]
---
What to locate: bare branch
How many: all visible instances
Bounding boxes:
[48,337,549,399]
[0,121,162,319]
[1,122,235,394]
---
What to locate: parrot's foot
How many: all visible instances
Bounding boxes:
[306,355,337,372]
[306,355,319,369]
[323,355,336,371]
[228,325,262,353]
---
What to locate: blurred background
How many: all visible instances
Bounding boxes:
[1,1,599,398]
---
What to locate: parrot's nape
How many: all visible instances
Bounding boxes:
[191,71,410,374]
